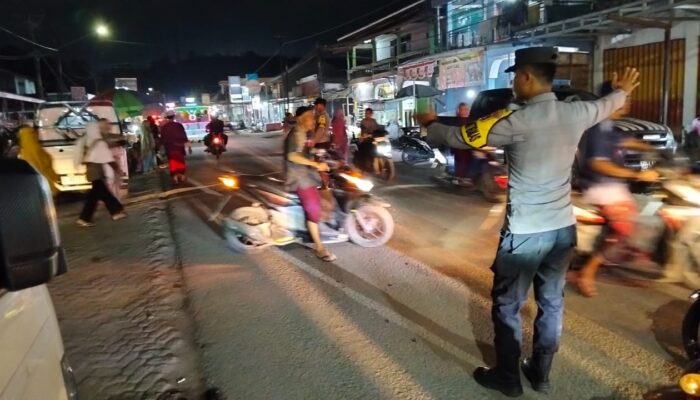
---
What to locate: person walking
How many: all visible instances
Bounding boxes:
[420,47,641,397]
[17,123,60,196]
[452,102,472,182]
[98,119,127,200]
[75,121,126,227]
[331,108,349,161]
[160,110,192,184]
[140,119,157,173]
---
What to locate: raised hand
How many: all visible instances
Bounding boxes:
[612,67,641,94]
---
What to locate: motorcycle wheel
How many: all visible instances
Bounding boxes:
[477,171,505,203]
[682,297,700,360]
[345,204,394,248]
[401,148,424,166]
[379,158,396,181]
[224,209,268,254]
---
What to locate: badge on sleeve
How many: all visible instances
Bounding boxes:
[317,114,327,128]
[460,109,513,148]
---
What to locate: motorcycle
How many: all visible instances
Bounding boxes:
[351,129,396,181]
[430,148,508,203]
[206,133,226,160]
[574,151,700,279]
[219,156,394,254]
[644,291,700,399]
[399,134,447,167]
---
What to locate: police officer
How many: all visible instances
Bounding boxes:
[419,47,640,397]
[311,97,331,149]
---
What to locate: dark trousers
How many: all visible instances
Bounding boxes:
[79,179,124,222]
[490,225,576,380]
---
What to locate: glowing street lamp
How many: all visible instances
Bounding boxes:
[95,24,110,38]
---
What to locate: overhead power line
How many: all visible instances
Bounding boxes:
[0,24,57,52]
[255,0,411,73]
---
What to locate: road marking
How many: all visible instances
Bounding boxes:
[209,195,232,221]
[273,248,483,368]
[375,183,436,192]
[186,177,223,197]
[478,204,505,231]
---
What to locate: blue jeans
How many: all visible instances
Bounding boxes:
[490,225,576,379]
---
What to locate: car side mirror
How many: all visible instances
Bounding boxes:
[0,159,67,291]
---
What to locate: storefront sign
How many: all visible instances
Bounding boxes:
[437,50,484,90]
[399,61,436,82]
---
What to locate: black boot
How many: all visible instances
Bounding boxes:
[521,354,554,393]
[473,367,523,398]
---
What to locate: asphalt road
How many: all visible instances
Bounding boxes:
[167,132,690,400]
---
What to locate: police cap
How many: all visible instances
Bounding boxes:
[505,47,558,73]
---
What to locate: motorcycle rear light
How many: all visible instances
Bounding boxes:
[494,176,508,189]
[213,138,221,144]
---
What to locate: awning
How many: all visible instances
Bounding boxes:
[513,0,700,41]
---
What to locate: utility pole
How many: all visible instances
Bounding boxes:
[316,45,324,99]
[57,57,65,98]
[27,16,45,98]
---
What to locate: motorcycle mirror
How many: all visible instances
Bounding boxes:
[0,159,67,291]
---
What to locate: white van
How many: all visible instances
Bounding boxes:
[0,159,78,400]
[36,100,130,192]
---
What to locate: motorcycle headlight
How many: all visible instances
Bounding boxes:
[376,142,392,157]
[340,173,374,192]
[680,373,700,395]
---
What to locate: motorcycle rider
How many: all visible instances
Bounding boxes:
[285,106,337,262]
[204,113,228,151]
[576,81,660,297]
[356,108,379,171]
[419,47,640,397]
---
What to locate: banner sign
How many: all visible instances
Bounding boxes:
[399,60,436,82]
[437,50,484,90]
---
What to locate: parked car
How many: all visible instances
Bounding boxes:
[467,88,677,185]
[0,159,78,400]
[36,100,130,193]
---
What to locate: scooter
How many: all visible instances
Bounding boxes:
[430,148,508,203]
[219,157,394,254]
[400,134,446,167]
[351,129,396,181]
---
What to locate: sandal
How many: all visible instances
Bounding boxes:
[316,251,337,262]
[577,278,597,298]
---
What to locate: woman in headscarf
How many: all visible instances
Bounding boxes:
[18,124,60,196]
[74,120,126,227]
[331,108,348,161]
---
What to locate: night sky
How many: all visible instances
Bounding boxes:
[0,0,418,66]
